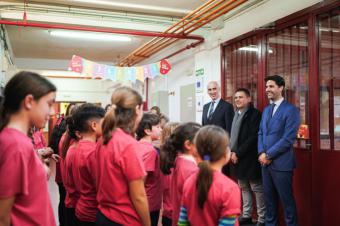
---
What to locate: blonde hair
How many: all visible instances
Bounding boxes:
[102,87,143,144]
[160,122,179,145]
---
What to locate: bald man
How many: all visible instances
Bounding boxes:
[202,81,234,134]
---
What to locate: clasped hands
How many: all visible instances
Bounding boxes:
[258,153,272,166]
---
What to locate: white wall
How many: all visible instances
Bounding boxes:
[49,77,114,106]
[147,0,321,123]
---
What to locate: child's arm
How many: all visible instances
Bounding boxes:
[129,179,151,226]
[178,206,190,226]
[218,215,237,226]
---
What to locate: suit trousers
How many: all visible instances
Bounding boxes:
[262,167,298,226]
[238,179,266,223]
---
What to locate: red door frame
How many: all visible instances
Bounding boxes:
[220,1,340,225]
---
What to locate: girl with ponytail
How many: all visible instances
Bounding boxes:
[95,87,150,226]
[178,125,241,226]
[0,71,57,226]
[159,122,201,226]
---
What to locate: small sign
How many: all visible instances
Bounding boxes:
[195,68,204,76]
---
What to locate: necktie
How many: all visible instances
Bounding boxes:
[270,103,276,118]
[208,101,215,118]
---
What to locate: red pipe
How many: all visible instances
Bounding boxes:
[0,19,204,40]
[162,39,204,60]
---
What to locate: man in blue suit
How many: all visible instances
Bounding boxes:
[258,75,300,226]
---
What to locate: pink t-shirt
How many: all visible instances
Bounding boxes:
[96,128,146,226]
[32,130,46,150]
[74,140,97,222]
[182,171,241,226]
[64,144,80,208]
[171,155,198,226]
[0,128,56,226]
[161,171,173,219]
[138,141,162,212]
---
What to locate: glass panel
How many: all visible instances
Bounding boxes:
[318,8,340,150]
[224,37,258,106]
[334,80,340,150]
[266,22,309,149]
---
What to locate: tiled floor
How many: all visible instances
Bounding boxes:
[48,161,60,226]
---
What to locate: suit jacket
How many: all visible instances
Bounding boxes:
[233,104,262,180]
[258,100,300,171]
[202,99,234,134]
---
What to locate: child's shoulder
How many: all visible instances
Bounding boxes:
[213,171,239,191]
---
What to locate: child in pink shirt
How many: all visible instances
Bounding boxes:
[69,104,105,226]
[159,122,179,226]
[136,113,163,226]
[160,122,201,226]
[0,71,56,226]
[179,125,241,226]
[96,87,150,226]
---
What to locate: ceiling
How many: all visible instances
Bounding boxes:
[24,0,208,17]
[5,25,153,63]
[0,0,209,69]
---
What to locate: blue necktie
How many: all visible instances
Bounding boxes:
[208,101,215,118]
[270,103,276,118]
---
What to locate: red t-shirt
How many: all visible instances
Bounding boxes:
[32,130,46,150]
[0,128,56,226]
[96,128,146,226]
[73,140,97,222]
[161,171,173,219]
[64,144,80,208]
[171,155,198,226]
[138,141,162,211]
[182,171,241,226]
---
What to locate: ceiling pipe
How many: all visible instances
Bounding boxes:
[0,19,204,40]
[162,39,204,60]
[119,0,249,66]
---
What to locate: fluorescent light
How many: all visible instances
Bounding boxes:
[73,0,191,14]
[239,45,273,54]
[49,30,132,42]
[239,46,258,52]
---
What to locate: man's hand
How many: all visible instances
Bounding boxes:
[231,152,238,164]
[258,153,272,165]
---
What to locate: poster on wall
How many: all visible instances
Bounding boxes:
[196,76,204,93]
[196,94,203,112]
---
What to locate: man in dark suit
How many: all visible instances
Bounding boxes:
[258,75,300,226]
[230,88,265,226]
[202,81,234,134]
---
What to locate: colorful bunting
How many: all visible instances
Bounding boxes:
[68,55,171,83]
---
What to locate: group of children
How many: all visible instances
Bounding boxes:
[0,71,242,226]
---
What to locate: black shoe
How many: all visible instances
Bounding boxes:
[239,217,253,225]
[256,222,265,226]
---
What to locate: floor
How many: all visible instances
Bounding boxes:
[48,161,60,225]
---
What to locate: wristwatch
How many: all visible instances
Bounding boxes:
[265,153,270,160]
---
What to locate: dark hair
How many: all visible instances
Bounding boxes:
[265,75,285,87]
[136,113,160,140]
[235,88,250,97]
[72,103,105,134]
[150,106,161,115]
[65,103,76,117]
[0,71,56,131]
[195,125,229,208]
[160,113,169,123]
[104,104,111,112]
[102,87,143,144]
[160,122,201,175]
[61,116,78,158]
[49,104,78,154]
